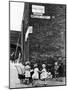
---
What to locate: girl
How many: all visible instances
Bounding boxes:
[54,62,59,80]
[40,64,48,86]
[47,70,52,79]
[32,64,39,86]
[25,61,31,84]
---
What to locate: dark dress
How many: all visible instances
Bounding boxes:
[58,64,64,77]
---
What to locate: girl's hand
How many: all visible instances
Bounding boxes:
[39,70,42,73]
[30,69,33,72]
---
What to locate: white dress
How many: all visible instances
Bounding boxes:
[15,62,25,74]
[41,68,47,79]
[25,65,31,78]
[32,68,39,79]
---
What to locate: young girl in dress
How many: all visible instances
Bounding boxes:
[32,64,39,85]
[40,64,48,86]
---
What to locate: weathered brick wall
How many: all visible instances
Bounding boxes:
[23,3,66,62]
[29,4,66,58]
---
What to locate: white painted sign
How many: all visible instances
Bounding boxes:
[31,14,50,19]
[32,5,45,15]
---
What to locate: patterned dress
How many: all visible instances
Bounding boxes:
[40,68,48,79]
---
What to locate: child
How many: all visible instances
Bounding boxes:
[54,62,59,80]
[40,64,48,86]
[32,64,39,85]
[15,61,25,84]
[47,70,52,79]
[25,61,31,84]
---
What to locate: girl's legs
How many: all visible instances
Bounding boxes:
[44,78,47,86]
[32,79,39,87]
[27,78,29,84]
[32,79,35,86]
[20,79,23,84]
[25,77,29,84]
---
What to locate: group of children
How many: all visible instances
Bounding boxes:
[15,61,52,85]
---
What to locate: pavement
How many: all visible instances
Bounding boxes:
[10,62,66,88]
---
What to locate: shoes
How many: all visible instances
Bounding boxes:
[44,84,47,86]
